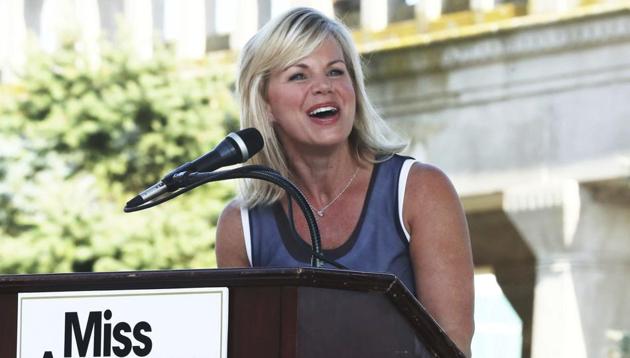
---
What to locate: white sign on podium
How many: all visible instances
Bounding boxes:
[17,287,229,358]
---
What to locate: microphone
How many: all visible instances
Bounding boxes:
[126,128,263,208]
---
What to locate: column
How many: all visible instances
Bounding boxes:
[527,0,581,14]
[415,0,442,30]
[123,0,153,60]
[0,0,27,83]
[229,0,258,50]
[504,179,630,357]
[40,0,78,52]
[75,0,100,65]
[360,0,388,32]
[163,0,206,59]
[470,0,496,12]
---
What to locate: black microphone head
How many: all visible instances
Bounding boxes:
[230,128,264,161]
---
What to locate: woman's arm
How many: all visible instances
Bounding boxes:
[404,163,475,357]
[215,200,251,268]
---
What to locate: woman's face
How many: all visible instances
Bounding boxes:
[266,37,356,153]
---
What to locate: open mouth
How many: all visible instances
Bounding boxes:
[308,106,339,119]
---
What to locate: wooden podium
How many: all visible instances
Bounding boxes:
[0,268,464,357]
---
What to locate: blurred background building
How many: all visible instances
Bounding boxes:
[2,0,630,357]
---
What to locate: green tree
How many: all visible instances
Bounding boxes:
[0,40,239,274]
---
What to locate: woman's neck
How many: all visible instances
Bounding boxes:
[285,144,363,207]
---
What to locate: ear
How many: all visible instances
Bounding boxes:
[260,76,275,123]
[264,101,276,123]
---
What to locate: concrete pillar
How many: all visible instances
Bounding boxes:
[470,0,496,12]
[163,0,206,59]
[0,0,26,83]
[360,0,388,32]
[504,179,630,358]
[528,0,581,14]
[229,0,258,50]
[36,0,99,63]
[414,0,442,30]
[123,0,153,60]
[40,0,78,52]
[75,0,100,66]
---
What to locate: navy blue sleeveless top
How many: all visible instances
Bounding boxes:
[243,155,417,294]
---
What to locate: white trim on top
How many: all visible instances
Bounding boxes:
[398,159,416,242]
[240,206,252,266]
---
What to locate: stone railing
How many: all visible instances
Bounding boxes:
[352,0,630,53]
[2,0,629,84]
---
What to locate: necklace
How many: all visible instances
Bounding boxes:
[299,167,360,217]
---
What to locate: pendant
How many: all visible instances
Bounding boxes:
[316,210,324,217]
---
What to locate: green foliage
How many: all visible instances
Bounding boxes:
[0,41,238,274]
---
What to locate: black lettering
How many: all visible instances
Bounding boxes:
[64,311,102,357]
[112,322,132,357]
[132,321,152,356]
[103,310,112,356]
[42,351,53,358]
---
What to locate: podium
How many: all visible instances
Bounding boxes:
[0,268,464,357]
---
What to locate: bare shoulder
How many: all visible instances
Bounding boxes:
[217,199,244,233]
[408,162,456,193]
[404,162,463,222]
[215,199,250,268]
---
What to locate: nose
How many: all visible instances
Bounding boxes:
[312,75,333,94]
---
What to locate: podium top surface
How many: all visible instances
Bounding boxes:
[0,267,401,293]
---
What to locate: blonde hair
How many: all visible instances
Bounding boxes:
[237,7,407,207]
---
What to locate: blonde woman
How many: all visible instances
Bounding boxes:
[216,7,474,356]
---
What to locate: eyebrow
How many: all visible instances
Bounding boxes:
[282,59,346,72]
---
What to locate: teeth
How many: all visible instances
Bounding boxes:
[309,106,338,116]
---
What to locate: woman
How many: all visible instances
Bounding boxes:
[216,7,474,356]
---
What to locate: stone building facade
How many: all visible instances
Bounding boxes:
[364,4,630,357]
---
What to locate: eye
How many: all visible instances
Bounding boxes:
[328,68,345,77]
[288,73,306,81]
